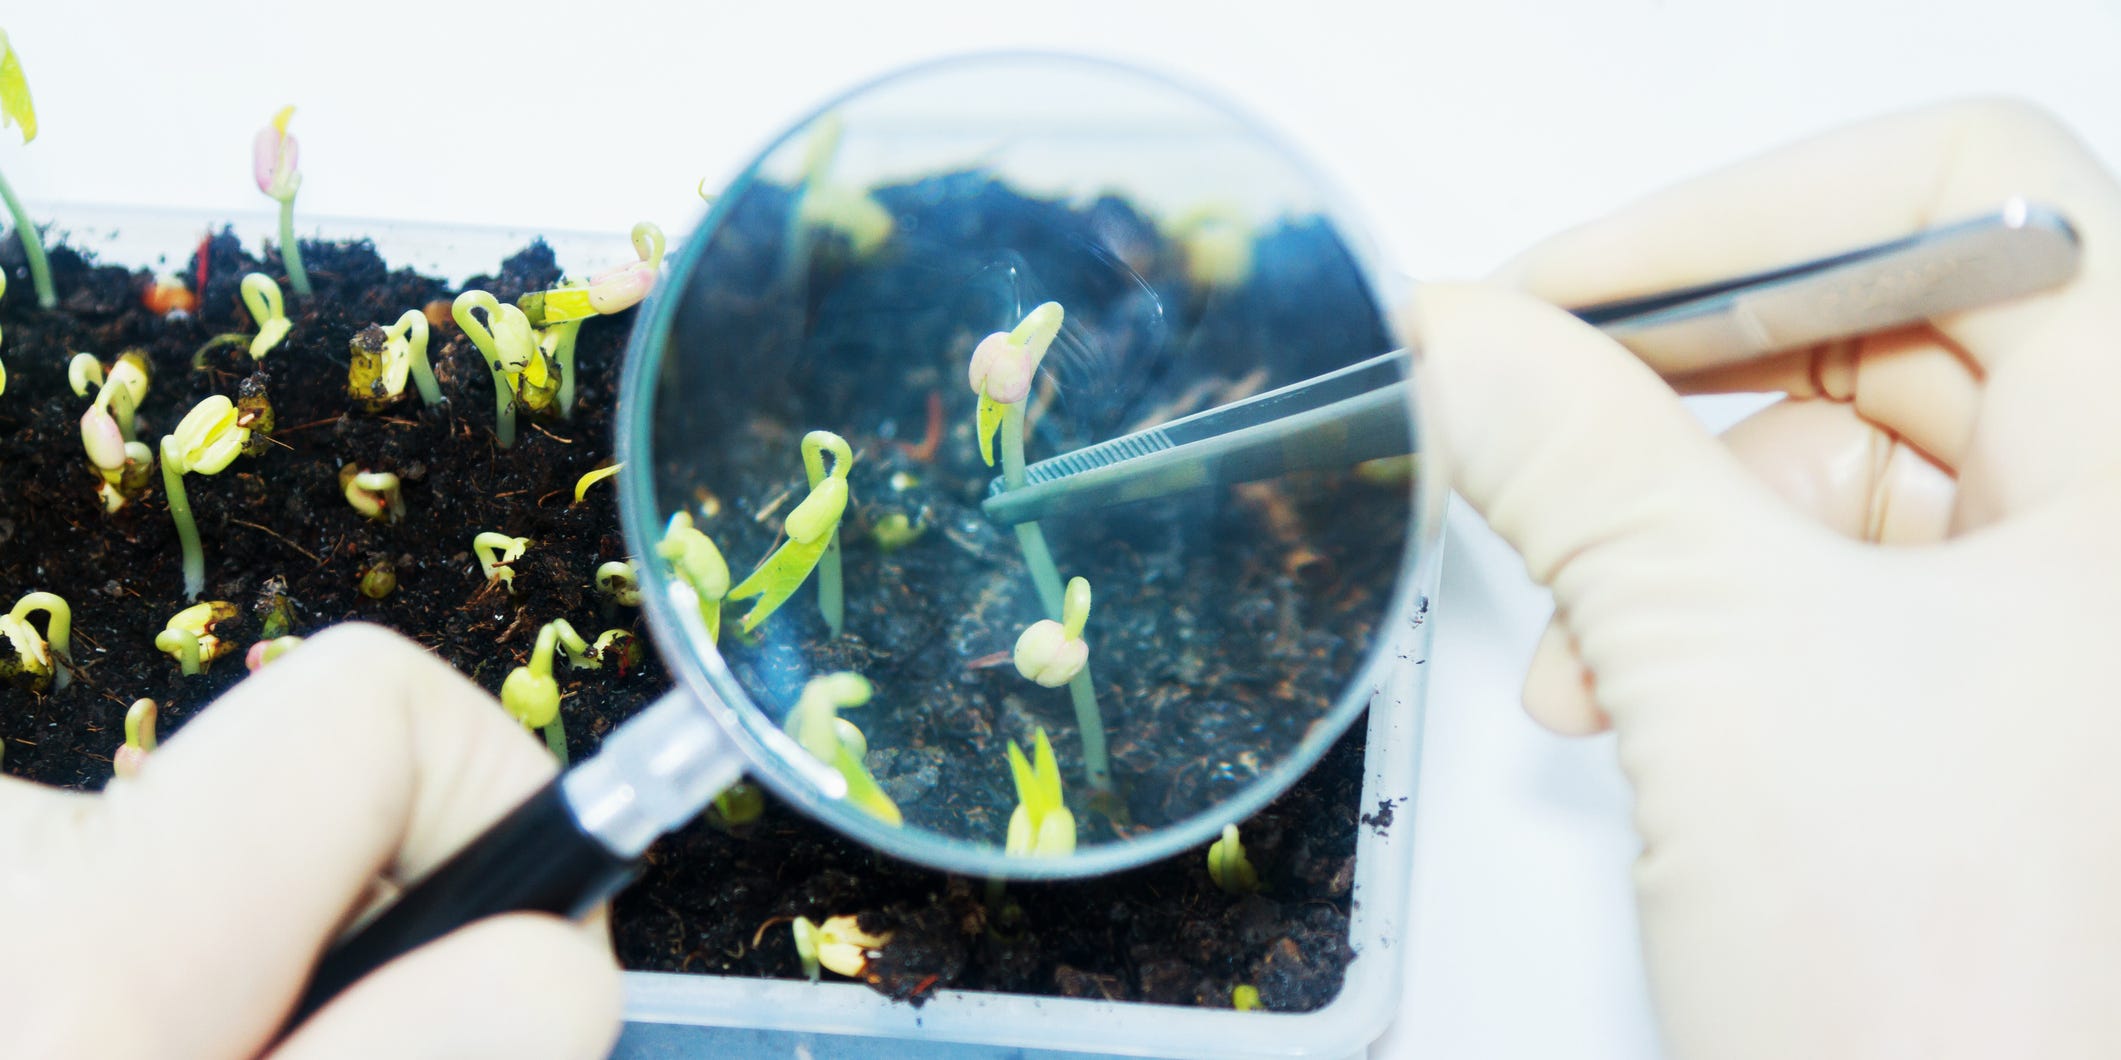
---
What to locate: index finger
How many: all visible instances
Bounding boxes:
[1499,99,2121,525]
[1499,98,2121,373]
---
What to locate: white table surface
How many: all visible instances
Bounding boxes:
[11,3,2119,1057]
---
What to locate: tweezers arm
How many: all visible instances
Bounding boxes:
[985,200,2080,525]
[983,385,1411,525]
[1577,198,2079,373]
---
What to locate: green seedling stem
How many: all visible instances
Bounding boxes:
[0,168,49,308]
[801,431,848,637]
[276,197,309,297]
[548,318,584,419]
[398,309,442,405]
[0,34,48,307]
[452,291,534,448]
[999,400,1066,616]
[161,442,204,599]
[162,394,256,600]
[163,629,201,674]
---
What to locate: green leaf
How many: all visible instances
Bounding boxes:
[727,535,830,634]
[1031,727,1064,812]
[834,742,902,826]
[0,33,36,145]
[977,395,1003,467]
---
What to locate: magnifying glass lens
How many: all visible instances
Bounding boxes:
[628,55,1419,878]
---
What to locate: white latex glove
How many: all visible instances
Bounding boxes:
[0,624,621,1059]
[1410,100,2121,1059]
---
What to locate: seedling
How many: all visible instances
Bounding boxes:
[0,590,70,692]
[161,396,253,600]
[592,628,640,672]
[253,105,311,296]
[1166,203,1256,289]
[242,273,291,359]
[156,600,238,675]
[791,914,892,982]
[112,698,158,779]
[1014,576,1091,688]
[77,351,154,511]
[234,373,276,458]
[656,512,728,643]
[72,350,146,409]
[501,618,606,763]
[192,273,292,365]
[348,311,435,409]
[245,635,304,672]
[594,560,641,606]
[969,302,1069,612]
[973,302,1110,792]
[1004,727,1076,858]
[358,557,397,599]
[784,672,901,826]
[257,576,297,639]
[1232,985,1263,1012]
[0,33,52,308]
[451,290,538,448]
[472,532,530,591]
[519,222,667,326]
[340,465,404,523]
[534,319,579,418]
[785,114,892,274]
[728,430,852,637]
[573,462,622,504]
[518,222,667,419]
[515,323,564,415]
[870,511,926,551]
[708,781,764,827]
[1206,823,1260,894]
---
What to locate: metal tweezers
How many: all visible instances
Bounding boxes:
[984,199,2079,525]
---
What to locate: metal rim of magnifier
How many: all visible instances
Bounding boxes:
[616,50,1435,880]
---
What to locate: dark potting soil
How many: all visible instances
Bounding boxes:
[0,172,1410,1013]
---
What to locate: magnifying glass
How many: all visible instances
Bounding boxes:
[287,53,2080,1023]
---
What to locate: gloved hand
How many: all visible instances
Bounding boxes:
[1411,100,2121,1059]
[0,624,621,1059]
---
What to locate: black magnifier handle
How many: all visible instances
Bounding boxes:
[282,692,743,1035]
[286,780,634,1027]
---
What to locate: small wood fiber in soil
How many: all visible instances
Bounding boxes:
[0,171,1410,1012]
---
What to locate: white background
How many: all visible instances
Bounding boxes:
[9,2,2120,1057]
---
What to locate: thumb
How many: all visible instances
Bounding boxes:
[1406,282,1794,605]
